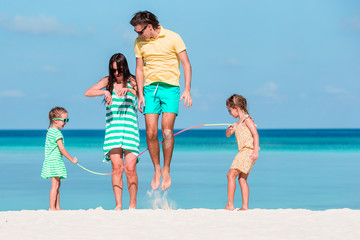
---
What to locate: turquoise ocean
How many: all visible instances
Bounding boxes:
[1,129,360,211]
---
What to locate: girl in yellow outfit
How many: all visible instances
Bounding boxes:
[225,94,259,210]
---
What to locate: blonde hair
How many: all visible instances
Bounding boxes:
[48,107,67,128]
[226,94,249,115]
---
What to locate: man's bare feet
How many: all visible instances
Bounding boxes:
[151,167,162,190]
[114,205,122,210]
[224,204,235,211]
[161,169,171,191]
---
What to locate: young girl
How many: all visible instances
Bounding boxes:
[41,107,78,211]
[224,94,259,211]
[85,53,140,210]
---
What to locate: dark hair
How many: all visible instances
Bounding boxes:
[106,53,137,100]
[130,11,160,29]
[48,107,67,128]
[226,94,250,115]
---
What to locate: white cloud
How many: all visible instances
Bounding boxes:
[0,90,24,98]
[190,88,201,99]
[114,25,136,45]
[218,58,242,67]
[43,66,59,73]
[39,93,49,98]
[325,85,347,94]
[342,14,360,32]
[299,92,308,100]
[0,14,78,35]
[254,81,281,101]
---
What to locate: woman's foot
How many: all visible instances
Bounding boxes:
[238,207,248,211]
[114,205,122,210]
[224,204,235,211]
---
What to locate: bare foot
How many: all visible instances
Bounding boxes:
[114,205,122,210]
[151,168,162,190]
[238,207,248,211]
[224,204,235,211]
[49,208,57,211]
[161,169,171,191]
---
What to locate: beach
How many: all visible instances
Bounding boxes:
[1,208,359,240]
[1,129,360,239]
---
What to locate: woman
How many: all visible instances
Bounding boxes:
[85,53,140,210]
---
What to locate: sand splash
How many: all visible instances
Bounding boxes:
[147,190,176,210]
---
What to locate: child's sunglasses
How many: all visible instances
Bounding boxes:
[52,118,70,123]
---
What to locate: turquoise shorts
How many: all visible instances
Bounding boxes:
[143,82,180,115]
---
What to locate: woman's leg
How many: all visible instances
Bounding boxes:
[124,150,138,209]
[109,148,124,210]
[49,177,60,211]
[225,169,240,210]
[238,172,250,210]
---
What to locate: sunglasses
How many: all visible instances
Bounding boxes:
[110,67,123,74]
[134,24,148,35]
[52,118,69,123]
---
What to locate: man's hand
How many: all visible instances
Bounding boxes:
[138,96,145,113]
[180,90,192,108]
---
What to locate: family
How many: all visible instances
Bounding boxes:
[41,11,259,211]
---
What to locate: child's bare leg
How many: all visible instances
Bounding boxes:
[225,169,240,210]
[110,148,124,210]
[49,177,60,211]
[238,172,249,210]
[124,150,138,209]
[55,179,62,210]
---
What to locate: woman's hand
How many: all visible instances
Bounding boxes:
[104,90,112,106]
[116,87,128,97]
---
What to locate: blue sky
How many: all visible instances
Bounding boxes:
[1,0,359,129]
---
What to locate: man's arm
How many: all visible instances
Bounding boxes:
[136,57,145,113]
[178,50,192,108]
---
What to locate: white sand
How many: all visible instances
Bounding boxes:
[1,208,359,240]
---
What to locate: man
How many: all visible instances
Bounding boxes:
[130,11,192,191]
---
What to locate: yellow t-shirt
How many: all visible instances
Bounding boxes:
[134,26,186,86]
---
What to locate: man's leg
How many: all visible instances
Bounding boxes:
[161,112,176,191]
[145,113,161,190]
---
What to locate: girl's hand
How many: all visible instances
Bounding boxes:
[116,87,128,97]
[251,151,258,161]
[72,157,78,164]
[225,125,234,137]
[104,90,112,106]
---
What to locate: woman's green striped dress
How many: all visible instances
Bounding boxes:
[103,82,140,161]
